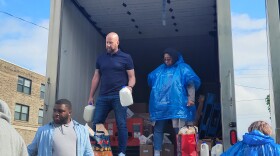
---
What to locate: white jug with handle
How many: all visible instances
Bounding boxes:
[201,142,209,156]
[83,103,95,122]
[211,142,223,156]
[119,86,134,106]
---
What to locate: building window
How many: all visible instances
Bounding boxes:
[38,109,44,124]
[14,104,29,121]
[40,84,45,99]
[17,76,32,95]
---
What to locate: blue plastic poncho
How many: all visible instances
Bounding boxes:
[148,53,200,121]
[221,130,280,156]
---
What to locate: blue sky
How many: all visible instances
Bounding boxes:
[0,0,50,20]
[0,0,271,139]
[231,0,266,18]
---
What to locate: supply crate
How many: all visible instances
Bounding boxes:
[105,118,144,146]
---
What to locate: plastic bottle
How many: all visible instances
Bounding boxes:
[119,86,134,106]
[83,103,95,122]
[200,142,209,156]
[211,143,223,156]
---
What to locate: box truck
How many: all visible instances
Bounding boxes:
[44,0,238,150]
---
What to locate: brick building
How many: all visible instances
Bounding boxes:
[0,59,45,144]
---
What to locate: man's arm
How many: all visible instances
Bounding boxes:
[83,126,94,156]
[126,69,136,92]
[187,82,195,106]
[88,69,100,105]
[27,129,41,156]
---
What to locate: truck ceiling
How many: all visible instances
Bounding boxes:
[73,0,217,39]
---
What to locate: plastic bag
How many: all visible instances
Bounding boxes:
[90,124,113,156]
[163,133,172,144]
[177,126,198,156]
[139,134,153,145]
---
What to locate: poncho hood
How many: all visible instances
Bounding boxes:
[243,130,274,145]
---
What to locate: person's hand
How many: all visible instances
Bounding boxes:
[88,97,95,106]
[187,100,195,106]
[126,86,133,93]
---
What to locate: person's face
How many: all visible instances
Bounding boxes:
[52,104,71,124]
[106,34,119,53]
[163,53,173,66]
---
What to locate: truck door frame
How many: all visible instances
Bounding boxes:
[266,0,280,143]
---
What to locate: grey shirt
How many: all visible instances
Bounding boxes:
[53,120,77,156]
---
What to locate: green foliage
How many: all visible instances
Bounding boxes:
[265,95,270,113]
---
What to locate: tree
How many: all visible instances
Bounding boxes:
[265,94,270,113]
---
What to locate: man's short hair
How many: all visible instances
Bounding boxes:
[248,120,272,136]
[55,99,72,110]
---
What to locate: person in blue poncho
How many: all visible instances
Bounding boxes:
[222,120,280,156]
[148,48,201,156]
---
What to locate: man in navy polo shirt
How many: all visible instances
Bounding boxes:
[88,32,136,156]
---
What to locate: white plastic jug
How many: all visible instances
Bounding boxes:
[201,142,209,156]
[211,143,223,156]
[119,87,133,106]
[83,104,95,122]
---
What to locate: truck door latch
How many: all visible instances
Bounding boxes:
[229,122,236,127]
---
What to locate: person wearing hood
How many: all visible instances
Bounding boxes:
[148,48,201,156]
[221,120,280,156]
[27,99,93,156]
[0,99,28,156]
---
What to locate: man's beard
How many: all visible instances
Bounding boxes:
[106,47,113,53]
[54,114,69,125]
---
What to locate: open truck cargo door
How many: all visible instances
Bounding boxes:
[266,0,280,143]
[44,0,237,150]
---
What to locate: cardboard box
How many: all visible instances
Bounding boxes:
[133,113,153,136]
[140,145,153,156]
[162,144,174,156]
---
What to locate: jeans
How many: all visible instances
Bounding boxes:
[93,95,127,154]
[154,120,180,150]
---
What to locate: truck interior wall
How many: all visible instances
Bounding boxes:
[56,0,105,123]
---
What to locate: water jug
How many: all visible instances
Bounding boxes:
[119,87,133,106]
[83,104,95,122]
[200,142,209,156]
[211,143,223,156]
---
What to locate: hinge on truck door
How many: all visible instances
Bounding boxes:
[44,77,51,111]
[229,122,236,127]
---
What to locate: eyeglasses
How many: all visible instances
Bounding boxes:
[163,58,172,62]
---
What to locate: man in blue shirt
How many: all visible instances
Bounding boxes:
[27,99,93,156]
[88,32,136,156]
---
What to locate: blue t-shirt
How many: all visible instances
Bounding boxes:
[96,50,134,96]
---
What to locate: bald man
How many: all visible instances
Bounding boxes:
[88,32,136,156]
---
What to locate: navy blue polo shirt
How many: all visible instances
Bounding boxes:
[96,50,134,96]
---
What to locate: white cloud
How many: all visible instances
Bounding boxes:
[0,15,49,75]
[231,13,266,31]
[232,31,268,70]
[232,13,271,138]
